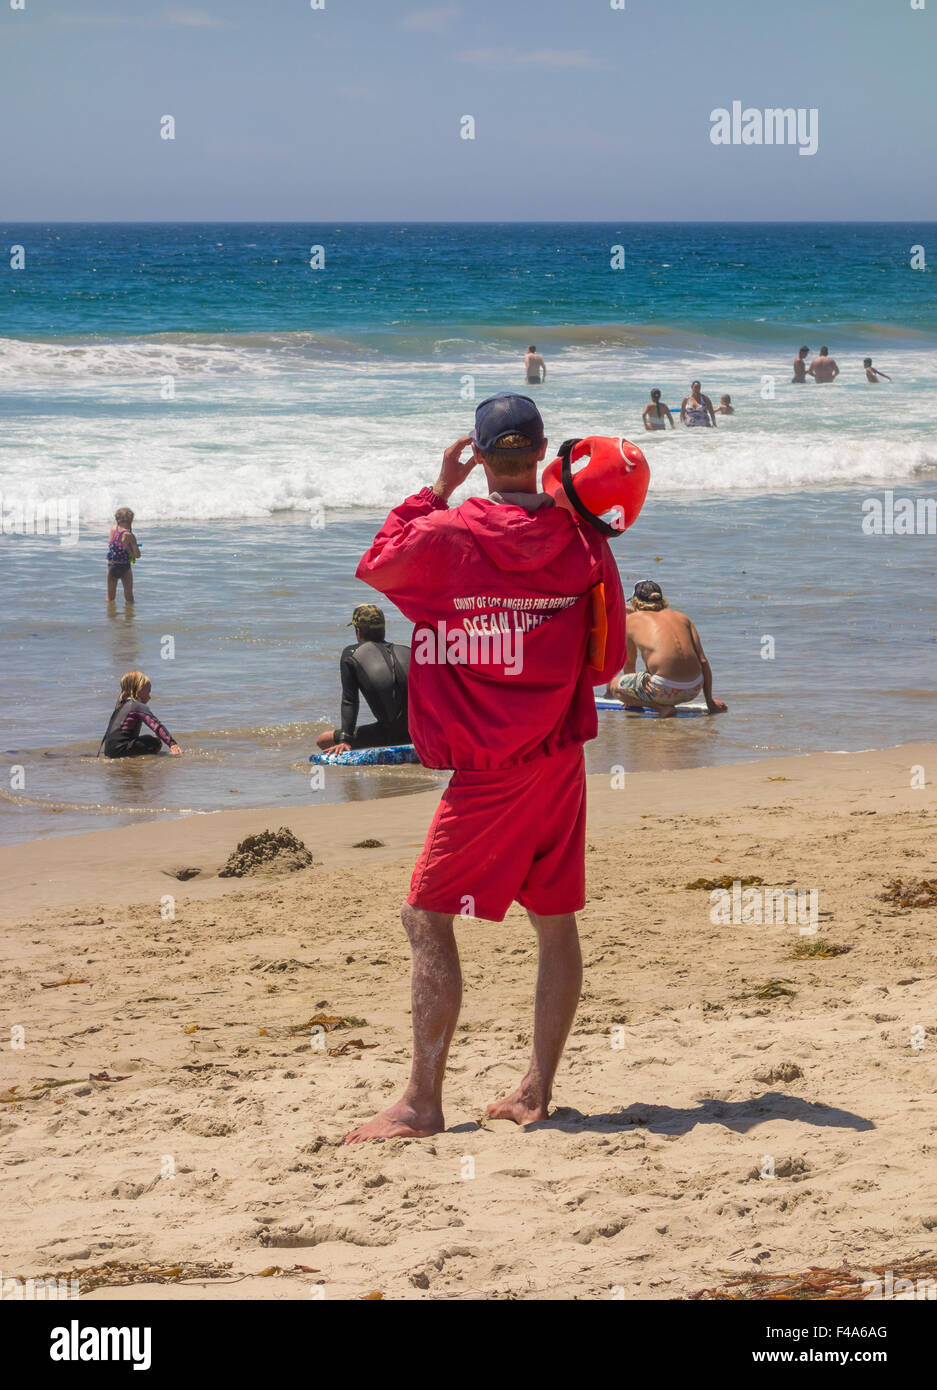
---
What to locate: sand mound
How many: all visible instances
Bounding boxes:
[218,827,315,878]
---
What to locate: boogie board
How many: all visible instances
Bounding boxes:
[595,696,708,718]
[310,744,421,766]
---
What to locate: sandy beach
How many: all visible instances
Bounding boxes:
[1,742,935,1301]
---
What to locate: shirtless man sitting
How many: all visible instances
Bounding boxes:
[605,580,727,718]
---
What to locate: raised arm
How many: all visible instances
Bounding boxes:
[356,437,475,609]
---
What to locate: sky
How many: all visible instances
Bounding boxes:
[1,0,935,221]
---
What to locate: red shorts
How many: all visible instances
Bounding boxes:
[408,743,587,923]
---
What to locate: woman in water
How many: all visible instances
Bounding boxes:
[106,507,142,604]
[100,671,182,758]
[642,388,674,431]
[680,381,717,427]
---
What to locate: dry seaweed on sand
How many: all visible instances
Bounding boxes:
[328,1038,378,1057]
[880,877,937,909]
[13,1260,325,1293]
[1,1078,87,1104]
[685,874,764,891]
[732,978,797,1001]
[218,827,315,878]
[754,978,796,999]
[689,1254,937,1301]
[12,1260,238,1294]
[789,938,850,959]
[286,1012,368,1035]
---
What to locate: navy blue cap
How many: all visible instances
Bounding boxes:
[472,392,545,452]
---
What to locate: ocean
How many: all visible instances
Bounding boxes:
[2,223,936,845]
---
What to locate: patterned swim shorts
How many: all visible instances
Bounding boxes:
[614,671,703,708]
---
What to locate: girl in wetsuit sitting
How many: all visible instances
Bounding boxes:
[101,671,182,758]
[106,507,141,604]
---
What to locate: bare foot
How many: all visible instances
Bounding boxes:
[654,705,676,719]
[485,1085,549,1126]
[344,1097,443,1144]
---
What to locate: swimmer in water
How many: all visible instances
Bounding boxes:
[715,394,734,415]
[100,671,182,757]
[642,388,674,431]
[605,581,727,718]
[680,381,717,427]
[524,345,546,385]
[863,357,892,383]
[106,507,141,604]
[807,346,839,383]
[792,346,810,383]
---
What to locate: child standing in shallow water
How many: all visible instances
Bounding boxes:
[100,671,182,758]
[106,507,141,603]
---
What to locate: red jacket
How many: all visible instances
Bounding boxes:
[355,487,626,772]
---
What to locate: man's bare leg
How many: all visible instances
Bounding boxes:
[486,911,582,1126]
[344,903,461,1143]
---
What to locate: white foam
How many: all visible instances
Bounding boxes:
[2,337,935,520]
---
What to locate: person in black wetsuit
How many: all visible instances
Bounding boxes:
[316,604,410,754]
[100,670,182,758]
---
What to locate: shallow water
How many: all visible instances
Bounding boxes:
[3,486,935,846]
[2,223,935,845]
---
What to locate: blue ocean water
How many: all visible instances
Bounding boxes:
[1,224,935,844]
[4,222,937,341]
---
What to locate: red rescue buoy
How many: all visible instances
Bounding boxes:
[542,436,650,537]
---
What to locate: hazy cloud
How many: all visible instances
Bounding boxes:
[56,8,226,28]
[458,47,606,70]
[163,8,226,26]
[401,5,460,33]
